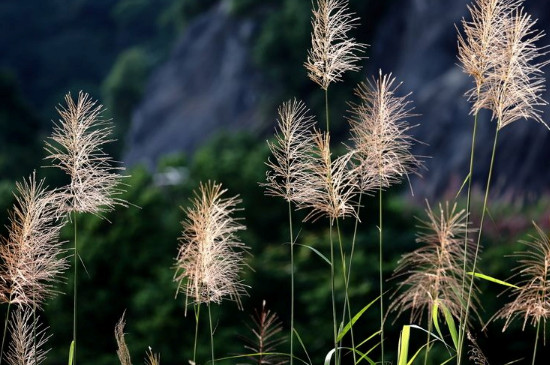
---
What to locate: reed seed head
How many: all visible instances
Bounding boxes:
[390,201,478,325]
[493,222,550,331]
[263,99,315,203]
[174,181,249,311]
[45,91,127,215]
[348,71,422,193]
[305,0,366,90]
[295,130,357,223]
[6,308,50,365]
[0,173,68,308]
[115,312,132,365]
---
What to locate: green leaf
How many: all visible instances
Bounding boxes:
[324,348,336,365]
[68,341,75,365]
[455,172,471,199]
[467,271,519,289]
[440,355,457,365]
[293,328,312,365]
[440,303,459,350]
[295,244,331,266]
[398,325,411,365]
[337,295,380,342]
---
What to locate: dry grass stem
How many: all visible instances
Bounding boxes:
[304,0,366,90]
[6,308,50,365]
[348,71,422,192]
[174,181,249,311]
[241,300,287,365]
[263,99,315,203]
[115,313,132,365]
[389,201,478,324]
[296,130,357,223]
[0,173,67,308]
[493,222,550,331]
[45,91,127,215]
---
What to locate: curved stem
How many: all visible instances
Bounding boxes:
[379,186,385,364]
[457,111,479,364]
[462,125,500,362]
[208,303,215,365]
[193,304,201,364]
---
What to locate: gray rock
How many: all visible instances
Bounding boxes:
[124,2,266,169]
[369,0,550,201]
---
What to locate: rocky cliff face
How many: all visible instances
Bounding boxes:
[370,0,550,201]
[124,2,266,169]
[125,0,550,200]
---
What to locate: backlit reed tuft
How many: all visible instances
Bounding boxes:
[0,173,67,308]
[264,99,315,203]
[6,308,50,365]
[493,222,550,331]
[45,91,126,215]
[145,348,160,365]
[348,71,422,192]
[295,130,357,223]
[389,202,477,324]
[174,181,248,311]
[304,0,366,90]
[458,0,521,101]
[115,313,132,365]
[458,0,548,129]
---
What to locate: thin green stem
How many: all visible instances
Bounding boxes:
[73,212,78,365]
[532,320,540,365]
[424,316,433,365]
[208,303,215,365]
[462,125,500,364]
[288,201,295,365]
[379,186,384,364]
[329,223,339,365]
[0,300,12,365]
[347,193,363,283]
[336,219,356,364]
[457,100,479,365]
[193,304,201,364]
[325,89,330,132]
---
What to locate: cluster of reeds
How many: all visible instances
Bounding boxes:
[1,0,550,364]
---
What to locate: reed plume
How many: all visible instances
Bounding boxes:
[45,91,126,215]
[493,222,550,331]
[390,201,478,324]
[115,313,132,365]
[458,0,548,129]
[0,173,67,308]
[5,308,50,365]
[241,300,287,365]
[144,348,160,365]
[174,181,249,310]
[304,0,366,90]
[295,130,356,223]
[264,99,315,203]
[348,71,422,192]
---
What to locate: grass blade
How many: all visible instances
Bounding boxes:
[295,244,331,266]
[467,271,519,289]
[337,295,380,342]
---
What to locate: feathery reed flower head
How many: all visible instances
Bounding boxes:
[493,222,550,331]
[115,313,132,365]
[6,308,50,365]
[0,173,67,308]
[295,130,357,223]
[174,181,249,311]
[263,99,315,203]
[45,91,127,215]
[458,0,549,129]
[304,0,366,90]
[458,0,521,96]
[145,348,160,365]
[348,71,422,193]
[389,201,477,324]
